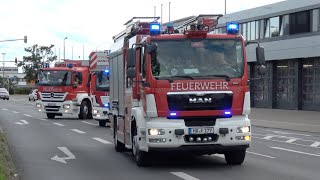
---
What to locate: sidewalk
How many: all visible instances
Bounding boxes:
[249,108,320,133]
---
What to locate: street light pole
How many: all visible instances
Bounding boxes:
[225,0,227,15]
[63,37,67,60]
[2,53,5,87]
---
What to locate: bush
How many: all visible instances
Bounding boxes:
[11,87,33,95]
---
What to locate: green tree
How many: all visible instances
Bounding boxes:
[17,44,57,83]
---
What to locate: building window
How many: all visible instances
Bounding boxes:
[264,19,270,38]
[312,9,319,32]
[255,21,260,39]
[250,21,256,40]
[270,17,280,37]
[289,10,311,35]
[265,16,280,38]
[280,15,289,36]
[242,23,247,40]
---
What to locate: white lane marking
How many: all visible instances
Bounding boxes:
[310,142,320,147]
[53,123,65,127]
[270,147,320,157]
[15,120,29,125]
[252,119,320,127]
[92,137,112,144]
[247,151,275,159]
[263,136,273,140]
[286,139,298,143]
[70,129,86,134]
[38,118,48,121]
[171,172,200,180]
[82,121,96,125]
[253,137,320,149]
[265,130,311,137]
[2,108,8,111]
[12,111,19,114]
[51,147,76,164]
[23,114,32,117]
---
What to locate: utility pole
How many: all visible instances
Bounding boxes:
[169,2,171,22]
[161,4,163,25]
[63,37,67,60]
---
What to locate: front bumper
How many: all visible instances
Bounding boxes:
[139,115,251,152]
[36,100,79,115]
[92,107,110,121]
[0,95,9,99]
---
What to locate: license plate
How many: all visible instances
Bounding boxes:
[48,103,56,106]
[189,127,214,134]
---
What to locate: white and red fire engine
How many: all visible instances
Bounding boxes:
[36,60,93,119]
[109,15,266,166]
[89,51,111,126]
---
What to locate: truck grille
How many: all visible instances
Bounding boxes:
[167,91,233,111]
[45,106,60,112]
[40,92,66,102]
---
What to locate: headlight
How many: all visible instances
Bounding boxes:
[236,126,250,133]
[36,103,41,108]
[93,109,99,114]
[63,104,70,109]
[148,129,165,135]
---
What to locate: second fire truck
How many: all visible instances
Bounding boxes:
[108,15,266,166]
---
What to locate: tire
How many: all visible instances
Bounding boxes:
[78,101,90,119]
[46,113,55,119]
[224,150,246,165]
[99,121,106,127]
[132,127,151,167]
[113,118,126,152]
[29,97,31,101]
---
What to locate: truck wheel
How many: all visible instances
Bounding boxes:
[99,121,106,127]
[224,150,246,165]
[132,128,151,167]
[114,119,126,152]
[79,101,89,119]
[46,113,55,119]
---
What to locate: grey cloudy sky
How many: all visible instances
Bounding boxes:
[0,0,284,68]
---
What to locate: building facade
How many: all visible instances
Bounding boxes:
[0,67,27,86]
[211,0,320,111]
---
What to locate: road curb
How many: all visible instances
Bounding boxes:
[0,126,20,180]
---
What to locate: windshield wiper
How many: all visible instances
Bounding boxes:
[171,75,194,80]
[203,74,231,82]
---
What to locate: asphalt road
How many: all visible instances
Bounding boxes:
[0,95,320,180]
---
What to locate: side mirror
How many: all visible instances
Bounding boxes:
[256,46,265,65]
[127,68,136,79]
[257,65,266,75]
[126,48,136,68]
[145,42,158,54]
[73,83,77,88]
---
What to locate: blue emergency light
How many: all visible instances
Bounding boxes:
[104,104,109,108]
[150,22,161,36]
[226,22,239,34]
[67,63,73,68]
[104,69,109,73]
[170,112,177,116]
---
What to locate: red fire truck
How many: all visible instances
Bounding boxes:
[109,15,266,166]
[89,51,111,126]
[36,60,93,119]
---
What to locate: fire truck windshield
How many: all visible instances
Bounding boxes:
[95,71,110,91]
[151,39,244,80]
[38,70,72,86]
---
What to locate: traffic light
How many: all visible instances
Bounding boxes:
[24,36,27,43]
[15,57,17,64]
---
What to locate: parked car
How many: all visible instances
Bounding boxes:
[28,89,38,101]
[0,88,9,100]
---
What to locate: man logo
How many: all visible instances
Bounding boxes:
[189,97,212,103]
